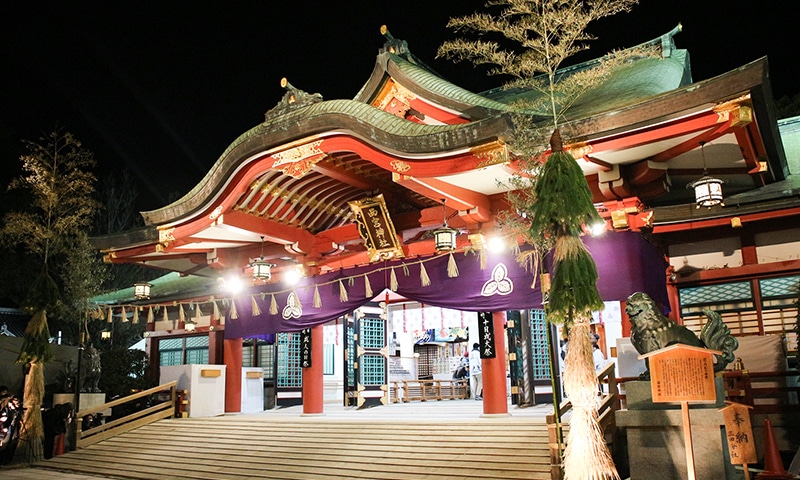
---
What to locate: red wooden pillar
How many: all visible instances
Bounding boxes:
[482,311,509,416]
[666,266,682,322]
[224,337,242,413]
[207,329,225,365]
[302,325,324,415]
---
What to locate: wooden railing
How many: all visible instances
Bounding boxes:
[390,379,470,403]
[719,369,800,414]
[75,381,181,448]
[546,362,621,480]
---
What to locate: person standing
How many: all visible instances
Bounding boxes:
[469,343,482,400]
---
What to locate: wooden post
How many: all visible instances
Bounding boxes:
[681,401,696,480]
[223,337,243,413]
[301,325,324,415]
[482,311,509,415]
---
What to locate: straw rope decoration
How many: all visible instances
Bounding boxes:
[313,285,322,308]
[90,249,530,326]
[179,304,185,323]
[390,267,398,291]
[447,252,459,278]
[419,261,431,287]
[364,274,373,298]
[269,294,278,314]
[562,316,617,480]
[194,303,202,323]
[120,306,127,323]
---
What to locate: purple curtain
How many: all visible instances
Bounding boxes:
[225,231,667,339]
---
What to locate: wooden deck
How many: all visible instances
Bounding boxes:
[28,400,557,480]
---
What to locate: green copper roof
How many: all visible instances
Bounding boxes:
[778,115,800,175]
[387,53,516,113]
[91,272,218,305]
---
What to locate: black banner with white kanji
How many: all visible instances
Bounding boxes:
[477,311,496,358]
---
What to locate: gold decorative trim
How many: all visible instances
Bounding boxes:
[209,205,224,221]
[470,141,508,168]
[272,140,325,178]
[567,141,593,160]
[159,228,175,243]
[373,80,416,118]
[390,160,411,173]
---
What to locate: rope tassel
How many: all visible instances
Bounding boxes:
[447,252,459,278]
[364,274,373,299]
[339,279,348,302]
[269,294,278,315]
[251,296,261,316]
[419,261,431,287]
[313,285,322,308]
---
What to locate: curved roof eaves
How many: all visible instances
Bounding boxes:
[141,99,512,225]
[386,54,516,115]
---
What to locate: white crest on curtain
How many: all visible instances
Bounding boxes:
[481,263,513,296]
[282,291,302,319]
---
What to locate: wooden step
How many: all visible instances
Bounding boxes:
[38,408,555,480]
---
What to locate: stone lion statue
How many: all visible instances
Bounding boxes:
[625,292,738,379]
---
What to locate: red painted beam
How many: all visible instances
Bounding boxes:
[392,174,492,222]
[652,207,800,233]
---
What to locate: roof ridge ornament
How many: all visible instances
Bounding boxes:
[380,25,411,59]
[264,77,323,121]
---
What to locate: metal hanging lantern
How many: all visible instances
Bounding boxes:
[133,281,152,299]
[433,199,458,252]
[252,236,275,280]
[251,258,274,280]
[687,142,725,209]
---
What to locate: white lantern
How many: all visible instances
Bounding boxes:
[433,199,458,252]
[687,141,725,209]
[133,282,152,299]
[689,175,725,208]
[251,258,274,280]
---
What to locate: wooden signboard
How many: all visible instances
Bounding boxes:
[348,194,404,262]
[642,344,719,403]
[477,311,496,358]
[639,344,722,480]
[300,328,312,368]
[720,402,756,479]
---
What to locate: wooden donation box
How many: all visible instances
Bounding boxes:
[241,367,264,414]
[160,364,226,417]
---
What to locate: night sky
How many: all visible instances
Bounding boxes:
[3,2,797,213]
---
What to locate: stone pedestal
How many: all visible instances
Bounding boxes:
[616,380,740,480]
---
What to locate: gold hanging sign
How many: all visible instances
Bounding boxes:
[349,194,404,262]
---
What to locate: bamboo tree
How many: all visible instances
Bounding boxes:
[1,130,101,463]
[439,2,643,479]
